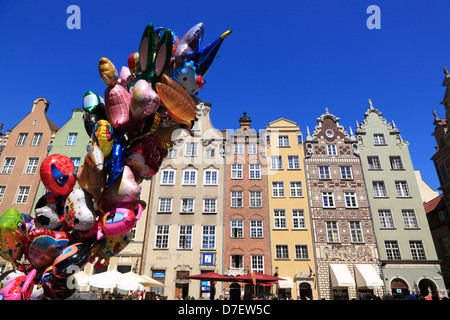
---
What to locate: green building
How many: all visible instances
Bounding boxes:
[355,99,446,299]
[32,108,91,209]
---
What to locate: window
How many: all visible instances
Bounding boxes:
[231,221,244,238]
[154,225,170,249]
[295,245,309,259]
[158,198,173,212]
[178,225,193,249]
[206,148,214,158]
[322,192,335,208]
[378,210,394,229]
[319,166,331,179]
[182,169,197,185]
[251,255,264,273]
[327,144,338,156]
[168,148,177,158]
[250,220,263,238]
[231,255,243,269]
[180,198,194,213]
[272,182,285,197]
[66,133,77,146]
[234,143,244,154]
[439,237,450,263]
[292,209,306,229]
[161,169,175,185]
[201,225,216,249]
[344,192,358,208]
[385,241,401,260]
[185,142,198,156]
[288,156,300,169]
[231,191,243,207]
[17,133,28,146]
[290,182,303,197]
[390,156,404,170]
[439,163,448,181]
[395,181,410,197]
[0,186,5,203]
[70,158,81,173]
[249,164,261,179]
[368,156,381,170]
[274,209,287,229]
[25,158,39,174]
[326,221,340,242]
[15,186,30,204]
[410,241,426,260]
[373,181,387,197]
[275,245,289,259]
[231,164,243,179]
[402,210,418,229]
[248,143,257,154]
[249,191,262,208]
[31,133,43,146]
[204,170,218,185]
[271,156,283,170]
[203,198,217,213]
[349,221,364,243]
[374,133,386,145]
[1,158,15,174]
[278,135,289,147]
[340,166,353,179]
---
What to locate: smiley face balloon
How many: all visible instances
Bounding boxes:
[39,154,77,197]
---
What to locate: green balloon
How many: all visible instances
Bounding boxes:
[0,208,26,265]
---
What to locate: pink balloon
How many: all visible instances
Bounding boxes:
[101,203,143,237]
[119,66,133,90]
[130,79,160,120]
[104,84,131,130]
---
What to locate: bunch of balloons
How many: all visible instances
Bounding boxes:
[0,22,230,300]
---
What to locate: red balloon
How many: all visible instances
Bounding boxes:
[24,228,72,270]
[125,136,166,180]
[39,154,77,197]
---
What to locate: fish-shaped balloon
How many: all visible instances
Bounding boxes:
[173,22,204,67]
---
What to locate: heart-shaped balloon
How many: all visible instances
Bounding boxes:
[24,228,71,270]
[130,79,160,120]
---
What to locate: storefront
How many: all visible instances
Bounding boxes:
[329,264,355,300]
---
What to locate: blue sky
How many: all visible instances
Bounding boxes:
[1,0,450,191]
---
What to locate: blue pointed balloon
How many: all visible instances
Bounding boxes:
[193,29,232,77]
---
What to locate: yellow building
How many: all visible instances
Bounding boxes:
[265,119,317,300]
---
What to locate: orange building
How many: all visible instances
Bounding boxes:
[0,97,58,216]
[223,112,271,299]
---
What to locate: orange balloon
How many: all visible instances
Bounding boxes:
[161,74,196,111]
[156,82,196,121]
[99,57,118,86]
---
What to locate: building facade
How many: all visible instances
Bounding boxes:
[265,118,317,300]
[356,99,445,299]
[0,98,58,217]
[32,108,90,208]
[304,109,383,300]
[142,101,226,300]
[222,112,271,299]
[428,66,450,294]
